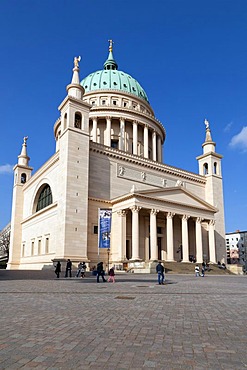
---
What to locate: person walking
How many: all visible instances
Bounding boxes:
[55,261,61,278]
[156,262,165,285]
[195,264,200,277]
[108,267,115,283]
[76,262,83,278]
[96,262,106,283]
[81,262,86,278]
[65,259,72,278]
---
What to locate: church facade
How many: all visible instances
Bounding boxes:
[7,43,226,271]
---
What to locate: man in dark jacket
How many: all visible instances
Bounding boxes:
[97,262,106,283]
[156,262,165,285]
[65,259,72,278]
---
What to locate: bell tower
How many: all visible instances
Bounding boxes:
[7,137,33,269]
[56,56,91,262]
[196,119,226,262]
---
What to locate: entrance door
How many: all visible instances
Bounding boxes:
[126,240,131,260]
[158,237,162,260]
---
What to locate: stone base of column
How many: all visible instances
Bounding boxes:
[129,258,142,262]
[166,259,175,262]
[181,260,190,263]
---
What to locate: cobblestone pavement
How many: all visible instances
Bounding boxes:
[0,271,247,370]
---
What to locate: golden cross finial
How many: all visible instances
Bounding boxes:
[108,39,113,52]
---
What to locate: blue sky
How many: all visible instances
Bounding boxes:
[0,0,246,232]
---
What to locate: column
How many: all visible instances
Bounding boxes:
[157,135,162,162]
[166,212,175,261]
[208,220,216,263]
[92,117,97,142]
[130,206,141,260]
[106,116,111,147]
[181,215,190,262]
[144,124,149,158]
[195,217,203,263]
[119,117,125,151]
[144,216,149,260]
[150,209,159,260]
[117,210,127,260]
[133,121,138,155]
[152,130,157,161]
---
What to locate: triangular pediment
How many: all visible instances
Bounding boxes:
[112,186,217,212]
[137,187,217,211]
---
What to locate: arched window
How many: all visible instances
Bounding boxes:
[203,163,208,175]
[74,113,82,129]
[214,162,217,175]
[21,173,27,184]
[36,184,53,212]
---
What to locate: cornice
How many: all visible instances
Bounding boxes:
[23,152,60,190]
[89,106,165,139]
[21,202,58,225]
[89,142,206,184]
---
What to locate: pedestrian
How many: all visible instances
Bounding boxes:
[76,262,83,278]
[55,261,61,278]
[201,264,205,277]
[81,262,86,278]
[195,264,200,277]
[156,261,165,285]
[65,259,72,278]
[108,267,115,283]
[96,262,106,282]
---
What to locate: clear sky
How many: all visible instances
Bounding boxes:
[0,0,246,232]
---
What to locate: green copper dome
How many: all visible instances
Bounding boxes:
[80,43,149,103]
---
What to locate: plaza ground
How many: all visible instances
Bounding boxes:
[0,270,246,369]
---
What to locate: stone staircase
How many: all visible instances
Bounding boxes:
[164,262,233,275]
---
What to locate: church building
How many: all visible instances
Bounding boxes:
[7,42,226,272]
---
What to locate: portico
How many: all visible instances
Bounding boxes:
[110,187,217,268]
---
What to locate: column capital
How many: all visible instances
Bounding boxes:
[209,219,215,226]
[129,205,142,213]
[150,209,159,216]
[106,116,111,121]
[182,214,190,221]
[92,116,98,121]
[167,212,175,219]
[196,217,204,224]
[133,120,139,125]
[120,117,125,122]
[117,209,127,217]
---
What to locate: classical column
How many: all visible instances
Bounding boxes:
[150,209,159,260]
[92,117,97,142]
[157,135,162,162]
[208,220,216,263]
[117,210,127,260]
[106,116,111,147]
[130,206,141,260]
[152,130,157,161]
[119,117,125,151]
[144,216,149,260]
[181,215,190,262]
[166,212,175,261]
[195,217,203,263]
[144,124,149,158]
[133,121,138,155]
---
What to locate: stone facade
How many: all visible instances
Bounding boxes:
[7,47,226,271]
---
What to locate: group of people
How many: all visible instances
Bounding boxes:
[195,263,206,277]
[55,260,208,282]
[54,260,116,283]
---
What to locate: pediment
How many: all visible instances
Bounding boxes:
[112,186,217,212]
[136,187,217,211]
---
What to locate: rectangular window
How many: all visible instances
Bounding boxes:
[111,140,118,149]
[157,227,162,234]
[45,238,49,254]
[93,225,98,234]
[38,239,41,255]
[22,243,25,257]
[31,241,34,256]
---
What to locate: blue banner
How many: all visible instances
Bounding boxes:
[99,209,112,249]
